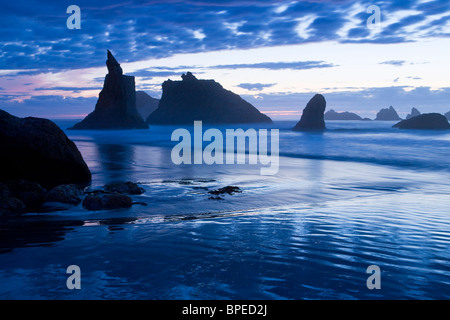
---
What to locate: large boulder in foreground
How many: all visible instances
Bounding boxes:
[0,109,91,189]
[324,109,362,120]
[70,50,148,130]
[393,113,450,130]
[146,72,272,125]
[375,106,401,121]
[293,94,326,131]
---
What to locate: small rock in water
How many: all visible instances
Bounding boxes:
[82,193,133,211]
[103,181,145,195]
[44,184,84,205]
[208,196,225,201]
[208,186,242,196]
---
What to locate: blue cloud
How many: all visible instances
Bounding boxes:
[237,83,276,91]
[210,61,335,70]
[380,60,406,66]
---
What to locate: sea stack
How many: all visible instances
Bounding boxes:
[70,50,148,130]
[324,109,362,120]
[136,91,159,121]
[445,111,450,121]
[0,109,91,189]
[393,113,450,130]
[292,94,326,131]
[406,107,421,120]
[146,72,272,125]
[375,106,401,121]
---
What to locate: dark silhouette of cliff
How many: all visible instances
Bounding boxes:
[70,50,148,130]
[293,94,326,131]
[324,109,362,120]
[393,113,450,130]
[146,72,272,125]
[375,106,401,121]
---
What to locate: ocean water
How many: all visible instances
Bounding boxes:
[0,120,449,299]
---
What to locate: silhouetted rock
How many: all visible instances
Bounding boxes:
[362,117,372,121]
[208,186,242,195]
[445,111,450,121]
[293,94,326,131]
[0,182,26,215]
[44,184,84,205]
[104,181,144,195]
[324,109,362,120]
[393,113,450,130]
[375,106,401,121]
[82,193,133,211]
[406,107,421,120]
[136,91,159,121]
[146,72,272,125]
[70,50,148,129]
[0,110,91,189]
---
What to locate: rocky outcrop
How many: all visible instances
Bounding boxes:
[82,193,133,211]
[136,91,159,121]
[445,111,450,121]
[324,109,362,120]
[406,107,421,120]
[292,94,326,131]
[393,113,450,130]
[70,50,148,130]
[375,106,401,121]
[44,184,84,205]
[146,72,272,125]
[104,181,144,195]
[0,109,91,189]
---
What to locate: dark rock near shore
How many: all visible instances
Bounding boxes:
[104,181,144,195]
[146,72,272,125]
[82,193,133,211]
[44,184,84,205]
[136,91,159,121]
[324,109,362,120]
[393,113,450,130]
[0,180,46,214]
[293,94,326,131]
[208,186,242,196]
[0,109,91,189]
[406,107,421,120]
[375,106,401,121]
[70,50,148,130]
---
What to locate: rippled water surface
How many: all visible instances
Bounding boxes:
[0,120,449,299]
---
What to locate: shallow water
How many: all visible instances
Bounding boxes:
[0,120,449,299]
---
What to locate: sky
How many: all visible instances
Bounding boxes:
[0,0,449,120]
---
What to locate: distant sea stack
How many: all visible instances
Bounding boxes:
[324,109,362,120]
[292,94,326,131]
[0,110,91,189]
[146,72,272,125]
[406,107,421,120]
[375,106,401,121]
[445,111,450,121]
[70,50,148,130]
[393,113,450,130]
[136,91,159,121]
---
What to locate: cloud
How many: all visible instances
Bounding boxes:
[380,60,406,66]
[210,61,335,70]
[237,83,276,91]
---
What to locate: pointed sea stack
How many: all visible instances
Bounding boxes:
[146,72,271,125]
[393,113,450,130]
[70,50,148,130]
[406,107,421,120]
[375,106,401,121]
[292,94,326,131]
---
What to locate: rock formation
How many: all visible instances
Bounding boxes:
[324,109,362,120]
[136,91,159,121]
[393,113,450,130]
[445,111,450,121]
[70,50,148,129]
[375,106,401,121]
[292,94,326,131]
[406,107,421,120]
[146,72,272,125]
[0,109,91,189]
